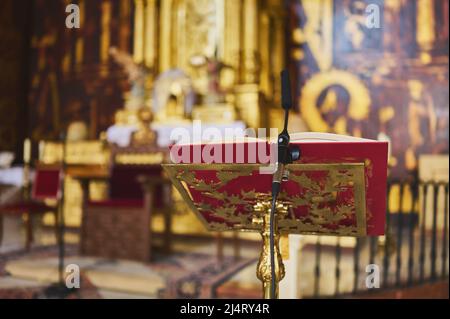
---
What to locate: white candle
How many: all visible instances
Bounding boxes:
[23,138,31,164]
[38,141,45,161]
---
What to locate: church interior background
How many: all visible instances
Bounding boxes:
[0,0,448,299]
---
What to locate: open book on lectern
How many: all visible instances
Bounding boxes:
[163,132,388,237]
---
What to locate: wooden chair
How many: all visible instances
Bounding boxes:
[79,163,172,262]
[0,165,61,250]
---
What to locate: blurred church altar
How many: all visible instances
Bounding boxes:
[30,0,291,232]
[0,0,448,299]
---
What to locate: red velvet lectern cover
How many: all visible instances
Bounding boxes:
[164,133,388,236]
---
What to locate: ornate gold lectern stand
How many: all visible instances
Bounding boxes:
[162,163,367,299]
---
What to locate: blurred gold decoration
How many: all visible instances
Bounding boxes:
[75,0,85,65]
[379,106,395,124]
[39,140,109,227]
[40,141,109,165]
[343,1,367,50]
[190,55,237,123]
[100,0,112,66]
[152,69,194,123]
[114,109,127,126]
[130,107,157,146]
[254,201,287,298]
[133,0,145,64]
[406,79,437,171]
[131,0,286,128]
[296,0,333,71]
[291,48,304,61]
[109,46,151,125]
[67,121,88,142]
[300,70,371,134]
[416,0,436,54]
[405,147,418,171]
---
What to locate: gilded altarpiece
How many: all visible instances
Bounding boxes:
[132,0,287,128]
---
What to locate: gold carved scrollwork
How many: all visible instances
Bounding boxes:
[254,201,287,298]
[163,163,367,236]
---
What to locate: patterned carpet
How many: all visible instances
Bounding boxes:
[0,245,256,299]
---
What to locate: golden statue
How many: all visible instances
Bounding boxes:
[405,80,437,170]
[109,46,151,125]
[189,54,237,123]
[130,107,157,146]
[152,69,194,123]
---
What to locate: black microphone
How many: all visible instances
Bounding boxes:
[273,70,299,185]
[281,69,293,111]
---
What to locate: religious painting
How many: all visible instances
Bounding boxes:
[289,0,449,178]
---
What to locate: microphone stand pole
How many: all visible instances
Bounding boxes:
[41,133,73,299]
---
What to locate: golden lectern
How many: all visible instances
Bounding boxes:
[162,71,388,299]
[163,148,386,298]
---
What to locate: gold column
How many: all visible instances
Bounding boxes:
[159,0,173,72]
[62,0,73,75]
[223,0,241,72]
[174,0,185,70]
[75,0,85,66]
[416,0,435,63]
[100,0,111,66]
[265,2,285,129]
[234,0,263,128]
[133,0,145,63]
[241,0,259,83]
[119,0,131,51]
[216,0,225,61]
[144,0,157,69]
[259,8,270,96]
[272,10,285,106]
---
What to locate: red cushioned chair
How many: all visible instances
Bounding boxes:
[79,164,172,262]
[0,165,61,250]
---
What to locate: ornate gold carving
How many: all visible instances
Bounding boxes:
[134,0,286,128]
[114,153,163,165]
[144,0,157,68]
[163,163,367,236]
[40,141,109,165]
[130,107,157,146]
[254,201,286,298]
[133,0,145,64]
[75,0,85,65]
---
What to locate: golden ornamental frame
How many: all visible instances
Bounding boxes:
[162,163,367,237]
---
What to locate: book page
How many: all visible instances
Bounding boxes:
[289,132,377,142]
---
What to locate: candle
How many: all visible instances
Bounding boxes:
[38,141,45,161]
[23,138,31,164]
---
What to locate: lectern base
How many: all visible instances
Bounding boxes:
[37,282,75,299]
[254,201,287,299]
